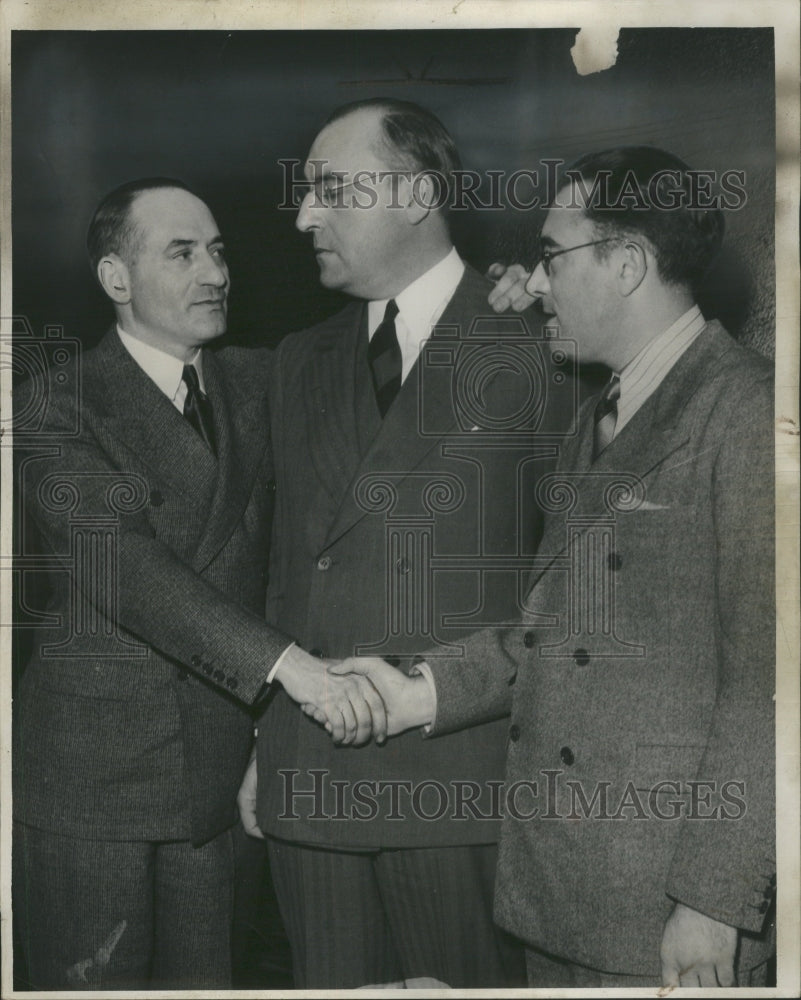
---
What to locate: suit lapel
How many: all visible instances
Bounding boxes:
[303,303,365,510]
[192,347,269,571]
[320,267,493,548]
[526,321,730,590]
[88,330,268,572]
[88,330,217,505]
[589,321,724,481]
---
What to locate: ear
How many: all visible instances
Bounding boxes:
[617,241,648,297]
[97,254,132,305]
[405,172,438,226]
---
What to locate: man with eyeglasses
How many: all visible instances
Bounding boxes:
[237,97,572,988]
[332,145,776,988]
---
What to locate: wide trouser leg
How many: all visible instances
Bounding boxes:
[151,829,234,988]
[375,843,526,988]
[14,822,156,990]
[266,837,401,988]
[267,837,523,988]
[13,821,233,991]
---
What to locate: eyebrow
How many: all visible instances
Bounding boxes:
[164,236,224,251]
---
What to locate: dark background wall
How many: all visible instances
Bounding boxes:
[12,28,775,355]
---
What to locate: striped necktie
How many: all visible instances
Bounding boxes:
[592,374,620,461]
[367,299,402,418]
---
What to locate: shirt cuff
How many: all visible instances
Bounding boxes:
[267,642,297,684]
[409,660,438,733]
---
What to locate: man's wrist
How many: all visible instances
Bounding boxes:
[408,660,437,731]
[267,642,299,685]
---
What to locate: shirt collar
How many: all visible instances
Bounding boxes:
[116,325,204,403]
[617,305,705,382]
[367,246,464,343]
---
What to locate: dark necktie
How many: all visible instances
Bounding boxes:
[592,374,621,461]
[182,363,216,455]
[367,299,402,418]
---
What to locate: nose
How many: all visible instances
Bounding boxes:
[198,250,228,289]
[296,189,321,233]
[526,259,550,299]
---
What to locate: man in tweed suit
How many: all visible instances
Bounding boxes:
[334,146,776,988]
[12,178,386,990]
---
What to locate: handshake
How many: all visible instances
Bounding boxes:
[273,646,435,747]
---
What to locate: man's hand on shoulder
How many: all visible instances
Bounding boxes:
[485,262,537,313]
[660,901,737,987]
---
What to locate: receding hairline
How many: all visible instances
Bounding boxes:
[310,105,400,166]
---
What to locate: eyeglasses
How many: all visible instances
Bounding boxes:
[296,172,381,208]
[537,237,618,275]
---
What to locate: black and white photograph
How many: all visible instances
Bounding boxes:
[1,0,798,995]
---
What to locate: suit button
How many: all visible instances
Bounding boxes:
[308,648,324,659]
[509,724,521,742]
[317,555,332,571]
[523,632,535,648]
[228,677,238,690]
[191,654,201,667]
[396,558,411,574]
[176,668,189,682]
[560,746,575,766]
[203,663,213,675]
[149,490,164,507]
[266,479,276,493]
[607,552,622,571]
[574,648,590,666]
[213,669,225,682]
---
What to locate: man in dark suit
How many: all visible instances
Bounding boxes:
[333,146,776,988]
[12,178,387,990]
[238,99,568,987]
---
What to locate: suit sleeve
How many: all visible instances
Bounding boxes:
[18,378,293,706]
[423,624,519,734]
[665,370,776,932]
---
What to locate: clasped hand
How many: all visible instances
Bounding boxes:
[279,653,434,746]
[273,647,388,746]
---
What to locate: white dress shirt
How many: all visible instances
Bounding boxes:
[116,325,205,409]
[367,246,465,382]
